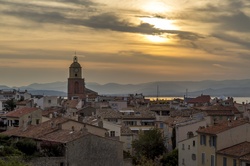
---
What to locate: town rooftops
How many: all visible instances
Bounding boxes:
[188,95,211,103]
[4,107,40,118]
[197,119,248,135]
[62,99,79,108]
[197,104,240,114]
[217,142,250,159]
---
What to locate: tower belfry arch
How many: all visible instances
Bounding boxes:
[67,55,86,100]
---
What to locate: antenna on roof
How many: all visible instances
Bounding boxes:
[156,85,159,101]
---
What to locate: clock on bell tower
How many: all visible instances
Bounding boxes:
[67,56,86,100]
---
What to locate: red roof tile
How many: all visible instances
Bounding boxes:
[4,107,40,118]
[197,120,248,135]
[217,142,250,158]
[188,95,211,104]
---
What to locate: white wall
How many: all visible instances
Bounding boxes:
[178,136,198,166]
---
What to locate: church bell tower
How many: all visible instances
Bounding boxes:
[67,56,86,100]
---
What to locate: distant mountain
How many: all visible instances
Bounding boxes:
[1,79,250,96]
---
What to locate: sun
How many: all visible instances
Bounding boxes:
[140,17,179,31]
[144,35,168,43]
[142,1,169,14]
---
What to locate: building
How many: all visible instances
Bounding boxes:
[217,142,250,166]
[196,119,250,166]
[0,107,42,131]
[68,56,86,100]
[2,117,123,166]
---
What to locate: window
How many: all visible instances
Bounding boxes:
[223,157,227,166]
[209,136,217,147]
[192,154,196,160]
[193,140,195,147]
[60,162,64,166]
[48,100,51,104]
[182,144,185,150]
[200,135,206,145]
[211,155,215,166]
[159,123,164,128]
[202,153,205,165]
[188,145,190,150]
[110,131,115,137]
[233,159,237,166]
[182,159,185,164]
[36,119,39,125]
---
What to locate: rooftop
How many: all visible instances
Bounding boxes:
[4,107,40,118]
[197,119,248,135]
[217,142,250,158]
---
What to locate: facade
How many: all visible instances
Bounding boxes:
[0,107,42,131]
[217,142,250,166]
[2,117,123,166]
[178,136,198,166]
[197,120,250,166]
[68,56,86,100]
[35,96,61,110]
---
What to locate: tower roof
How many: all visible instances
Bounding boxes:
[70,56,81,68]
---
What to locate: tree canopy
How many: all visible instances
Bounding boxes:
[132,128,166,160]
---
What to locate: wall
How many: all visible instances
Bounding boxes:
[29,157,65,166]
[66,134,124,166]
[176,119,207,143]
[178,136,197,166]
[103,120,121,137]
[217,123,250,150]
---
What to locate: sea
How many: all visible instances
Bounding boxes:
[145,97,250,104]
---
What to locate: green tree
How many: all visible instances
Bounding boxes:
[171,127,176,150]
[15,138,37,156]
[161,149,178,166]
[4,98,16,111]
[132,128,166,160]
[0,157,27,166]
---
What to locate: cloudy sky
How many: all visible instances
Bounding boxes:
[1,0,250,86]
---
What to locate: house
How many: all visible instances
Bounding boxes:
[97,106,156,134]
[16,99,34,108]
[2,117,123,166]
[178,135,198,166]
[35,96,62,110]
[196,119,250,166]
[109,100,127,110]
[187,95,211,107]
[217,142,250,166]
[0,107,42,131]
[77,106,96,117]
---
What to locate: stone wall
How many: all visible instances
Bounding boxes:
[28,157,65,166]
[66,134,124,166]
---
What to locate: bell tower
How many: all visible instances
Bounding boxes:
[67,56,86,100]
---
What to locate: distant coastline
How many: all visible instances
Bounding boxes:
[146,96,250,104]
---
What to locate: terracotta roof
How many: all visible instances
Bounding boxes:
[39,129,89,143]
[4,107,40,118]
[97,106,155,120]
[188,95,211,103]
[121,125,133,135]
[63,100,79,108]
[241,153,250,162]
[197,104,240,114]
[2,117,69,138]
[16,99,32,105]
[205,110,234,116]
[217,142,250,158]
[197,120,248,135]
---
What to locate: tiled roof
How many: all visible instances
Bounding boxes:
[4,107,40,118]
[188,95,211,103]
[42,107,63,117]
[97,107,155,119]
[197,104,240,114]
[16,99,32,105]
[121,125,133,135]
[2,117,69,138]
[39,129,89,143]
[217,142,250,158]
[63,100,79,108]
[205,110,234,116]
[241,153,250,162]
[197,120,248,135]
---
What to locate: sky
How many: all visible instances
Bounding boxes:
[1,0,250,86]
